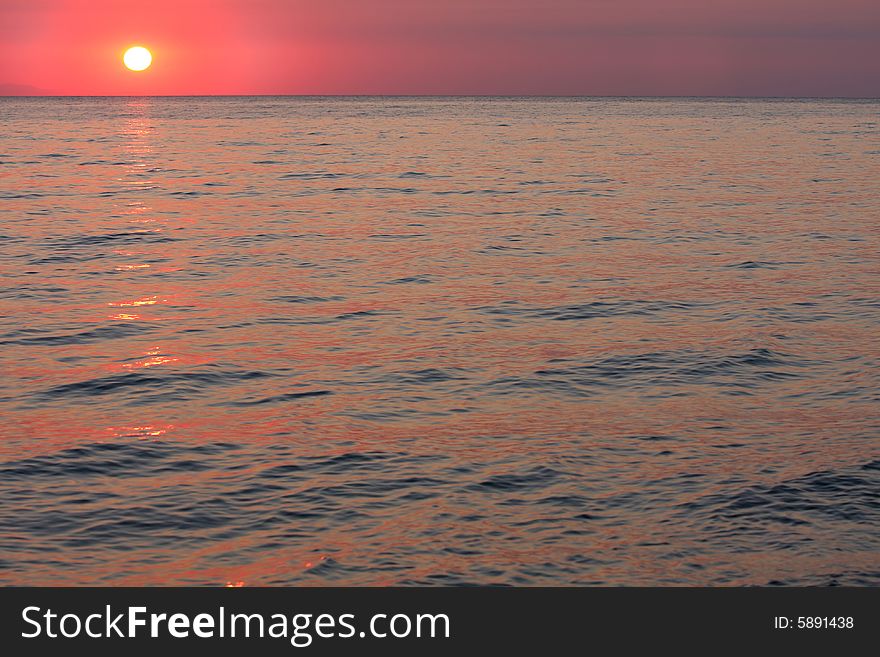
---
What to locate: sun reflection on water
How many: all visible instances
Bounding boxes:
[108,295,161,307]
[122,353,180,370]
[107,425,172,440]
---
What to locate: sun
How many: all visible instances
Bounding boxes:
[123,46,152,72]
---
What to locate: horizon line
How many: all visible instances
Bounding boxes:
[1,93,879,101]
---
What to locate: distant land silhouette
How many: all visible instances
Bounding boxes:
[0,83,52,96]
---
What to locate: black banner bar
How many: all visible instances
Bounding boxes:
[2,587,875,654]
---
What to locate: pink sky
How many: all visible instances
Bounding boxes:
[1,0,878,96]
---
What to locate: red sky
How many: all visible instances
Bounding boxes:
[1,0,878,96]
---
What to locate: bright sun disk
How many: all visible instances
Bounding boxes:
[124,46,152,71]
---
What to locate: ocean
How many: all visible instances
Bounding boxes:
[0,97,878,585]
